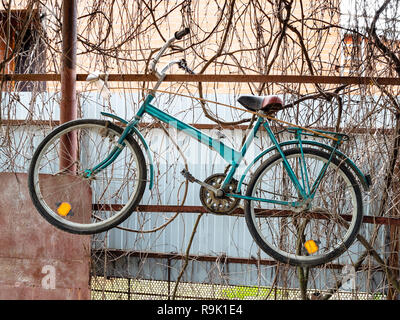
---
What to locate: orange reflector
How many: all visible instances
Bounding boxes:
[57,202,72,217]
[304,240,319,254]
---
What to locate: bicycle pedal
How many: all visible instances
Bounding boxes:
[180,169,196,183]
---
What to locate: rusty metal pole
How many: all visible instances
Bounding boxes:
[59,0,77,171]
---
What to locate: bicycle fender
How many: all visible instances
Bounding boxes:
[101,112,154,190]
[101,112,129,125]
[237,140,371,193]
[129,126,154,190]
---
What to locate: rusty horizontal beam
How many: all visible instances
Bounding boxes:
[0,119,61,126]
[2,73,400,85]
[1,119,396,135]
[139,122,396,135]
[91,204,400,227]
[136,205,400,226]
[92,248,274,267]
[92,248,345,270]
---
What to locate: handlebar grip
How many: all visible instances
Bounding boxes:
[174,27,190,40]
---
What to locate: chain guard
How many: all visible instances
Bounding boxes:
[199,173,240,214]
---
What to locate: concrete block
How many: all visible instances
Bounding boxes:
[0,172,91,299]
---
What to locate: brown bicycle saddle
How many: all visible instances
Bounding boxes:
[237,95,284,114]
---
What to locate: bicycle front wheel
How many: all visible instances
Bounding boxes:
[28,119,147,234]
[244,147,363,267]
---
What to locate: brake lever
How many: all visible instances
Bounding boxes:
[86,71,111,100]
[178,59,195,74]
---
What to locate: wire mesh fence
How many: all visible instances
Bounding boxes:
[89,247,390,301]
[90,276,380,300]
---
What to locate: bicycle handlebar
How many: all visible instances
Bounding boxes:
[149,28,191,78]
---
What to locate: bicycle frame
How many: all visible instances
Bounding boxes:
[90,92,349,209]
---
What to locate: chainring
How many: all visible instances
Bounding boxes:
[199,173,240,214]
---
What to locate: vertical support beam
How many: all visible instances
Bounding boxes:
[387,158,400,300]
[387,224,399,300]
[59,0,77,171]
[167,258,171,300]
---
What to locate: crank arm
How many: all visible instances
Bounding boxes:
[181,169,223,196]
[196,180,221,195]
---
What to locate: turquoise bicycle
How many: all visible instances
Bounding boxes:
[28,29,370,267]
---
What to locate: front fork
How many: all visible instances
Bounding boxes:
[83,141,126,178]
[83,114,136,178]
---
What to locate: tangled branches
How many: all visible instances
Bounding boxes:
[2,0,400,300]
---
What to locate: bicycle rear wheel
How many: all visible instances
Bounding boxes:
[244,147,363,267]
[28,119,147,234]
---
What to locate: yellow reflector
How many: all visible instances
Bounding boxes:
[304,240,319,254]
[57,202,72,217]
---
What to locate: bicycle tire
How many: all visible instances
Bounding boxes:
[28,119,147,235]
[244,147,363,267]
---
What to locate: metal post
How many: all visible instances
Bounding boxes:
[167,258,171,300]
[59,0,77,171]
